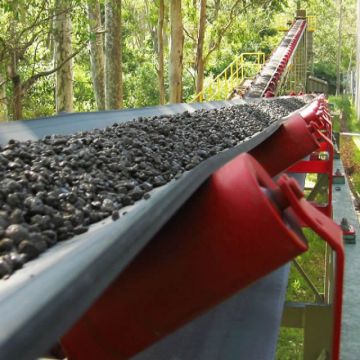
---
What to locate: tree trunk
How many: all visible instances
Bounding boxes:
[169,0,184,103]
[105,0,123,109]
[7,55,23,120]
[336,0,343,96]
[355,0,360,119]
[13,75,22,120]
[195,0,206,98]
[0,74,7,121]
[157,0,165,104]
[54,0,73,113]
[88,0,105,110]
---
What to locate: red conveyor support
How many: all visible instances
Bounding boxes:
[249,97,330,177]
[62,153,344,360]
[288,96,334,216]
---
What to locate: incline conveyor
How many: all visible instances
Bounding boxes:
[246,19,307,98]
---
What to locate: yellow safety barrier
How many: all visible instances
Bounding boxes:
[275,15,294,32]
[192,52,265,102]
[306,15,316,32]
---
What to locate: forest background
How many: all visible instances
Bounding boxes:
[0,0,356,121]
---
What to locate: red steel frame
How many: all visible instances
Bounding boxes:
[62,98,343,360]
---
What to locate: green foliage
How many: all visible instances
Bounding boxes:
[329,97,360,202]
[23,77,55,119]
[286,229,326,302]
[314,63,336,94]
[182,0,285,101]
[276,328,304,360]
[349,141,360,191]
[329,95,360,131]
[124,62,160,108]
[0,0,356,119]
[73,55,96,112]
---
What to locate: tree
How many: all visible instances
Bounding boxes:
[336,0,343,95]
[88,0,105,110]
[157,0,166,104]
[54,0,74,113]
[195,0,206,97]
[143,0,167,104]
[0,74,7,121]
[186,0,285,99]
[169,0,184,103]
[105,0,123,109]
[0,0,84,119]
[122,1,163,108]
[355,0,360,117]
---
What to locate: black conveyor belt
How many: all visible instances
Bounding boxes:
[0,99,289,360]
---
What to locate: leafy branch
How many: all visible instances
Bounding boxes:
[22,42,87,93]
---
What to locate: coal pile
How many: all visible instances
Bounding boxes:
[0,98,306,279]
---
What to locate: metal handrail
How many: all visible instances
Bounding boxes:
[192,52,265,102]
[274,15,316,32]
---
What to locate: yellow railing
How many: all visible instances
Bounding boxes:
[275,15,294,32]
[192,52,265,102]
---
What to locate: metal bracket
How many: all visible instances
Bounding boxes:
[288,97,334,217]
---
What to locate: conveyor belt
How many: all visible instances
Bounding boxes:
[0,98,307,360]
[246,19,306,98]
[0,99,246,144]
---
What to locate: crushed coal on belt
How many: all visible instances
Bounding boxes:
[0,97,307,278]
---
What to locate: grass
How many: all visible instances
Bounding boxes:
[285,229,326,303]
[330,96,360,194]
[341,136,360,193]
[276,328,304,360]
